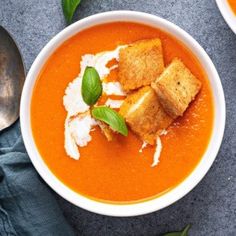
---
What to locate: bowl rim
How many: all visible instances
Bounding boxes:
[216,0,236,34]
[20,10,226,217]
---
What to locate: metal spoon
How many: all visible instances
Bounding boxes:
[0,26,25,131]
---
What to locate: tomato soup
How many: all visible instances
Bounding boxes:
[31,22,214,203]
[228,0,236,14]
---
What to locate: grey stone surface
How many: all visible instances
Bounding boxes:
[0,0,235,235]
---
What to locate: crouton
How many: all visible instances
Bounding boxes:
[119,86,173,144]
[151,58,202,118]
[118,38,165,91]
[97,121,113,141]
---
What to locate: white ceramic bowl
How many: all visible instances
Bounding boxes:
[216,0,236,34]
[20,11,225,217]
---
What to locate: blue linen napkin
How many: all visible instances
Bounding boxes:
[0,121,75,236]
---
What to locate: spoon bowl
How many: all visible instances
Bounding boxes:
[0,26,25,131]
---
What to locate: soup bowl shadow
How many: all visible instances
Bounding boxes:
[20,11,225,217]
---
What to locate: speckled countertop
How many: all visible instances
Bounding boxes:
[0,0,235,235]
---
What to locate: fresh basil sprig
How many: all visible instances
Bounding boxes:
[163,224,191,236]
[62,0,82,24]
[92,106,128,136]
[82,67,102,106]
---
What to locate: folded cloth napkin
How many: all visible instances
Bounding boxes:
[0,122,75,236]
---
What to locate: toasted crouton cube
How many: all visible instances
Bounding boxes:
[118,38,165,91]
[151,58,202,118]
[119,86,173,144]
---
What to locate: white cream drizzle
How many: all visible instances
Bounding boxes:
[139,142,148,153]
[63,77,90,117]
[151,137,162,167]
[105,98,124,109]
[103,82,126,96]
[63,45,126,160]
[139,129,168,166]
[64,113,97,160]
[80,45,126,80]
[159,129,168,136]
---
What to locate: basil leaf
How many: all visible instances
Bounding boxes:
[62,0,82,24]
[82,67,102,105]
[92,106,128,136]
[163,225,191,236]
[180,225,191,236]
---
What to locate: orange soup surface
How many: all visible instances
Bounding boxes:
[31,22,214,203]
[228,0,236,14]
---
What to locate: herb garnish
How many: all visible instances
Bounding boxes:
[81,66,128,136]
[82,66,102,105]
[163,224,191,236]
[92,106,128,136]
[62,0,82,24]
